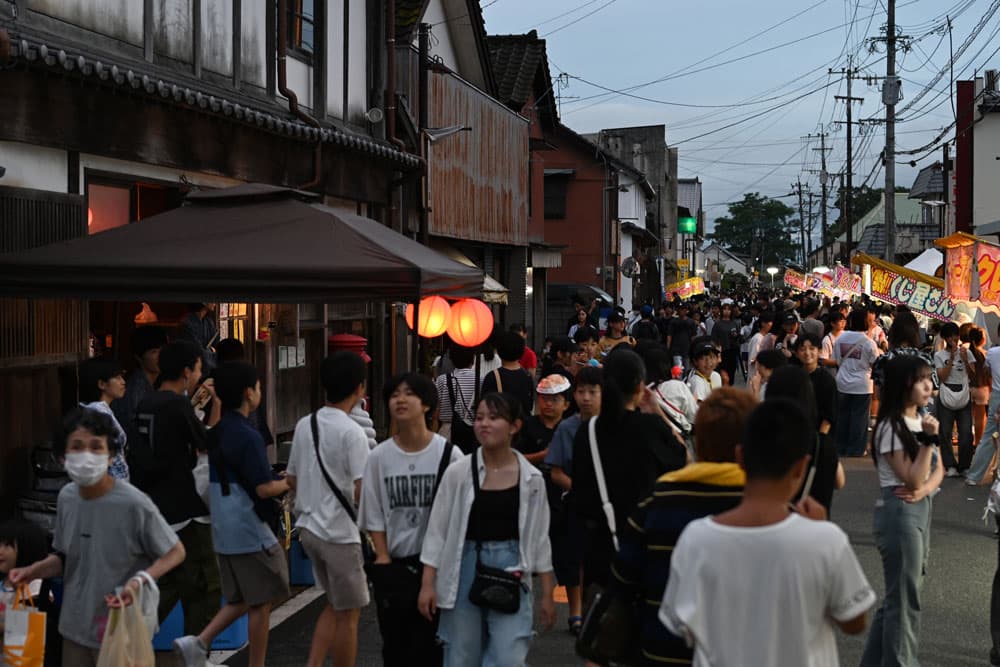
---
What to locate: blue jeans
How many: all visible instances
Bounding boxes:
[837,392,872,457]
[967,393,1000,483]
[934,396,973,470]
[861,487,932,667]
[438,541,534,667]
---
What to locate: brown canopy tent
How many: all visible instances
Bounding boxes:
[0,183,484,303]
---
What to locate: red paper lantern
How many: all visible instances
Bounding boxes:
[405,295,452,338]
[447,298,494,347]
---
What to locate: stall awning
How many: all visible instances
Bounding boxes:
[852,252,955,321]
[430,243,509,304]
[0,184,484,303]
[933,231,1000,315]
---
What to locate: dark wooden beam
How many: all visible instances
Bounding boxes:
[233,0,242,90]
[67,151,79,194]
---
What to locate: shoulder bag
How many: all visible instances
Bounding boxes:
[576,417,641,665]
[493,368,504,393]
[939,351,971,410]
[310,411,376,564]
[446,374,478,454]
[467,454,527,614]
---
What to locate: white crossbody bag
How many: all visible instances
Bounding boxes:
[588,416,619,551]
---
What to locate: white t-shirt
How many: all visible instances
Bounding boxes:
[660,514,876,667]
[358,435,462,558]
[987,345,1000,394]
[287,406,369,544]
[875,414,924,488]
[747,332,767,380]
[833,330,880,394]
[934,348,973,388]
[687,371,722,402]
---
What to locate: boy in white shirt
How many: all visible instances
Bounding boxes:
[686,339,723,402]
[287,352,371,667]
[746,311,774,382]
[660,399,875,667]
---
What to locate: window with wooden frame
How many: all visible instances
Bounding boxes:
[288,0,315,57]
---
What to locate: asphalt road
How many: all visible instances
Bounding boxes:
[214,457,999,666]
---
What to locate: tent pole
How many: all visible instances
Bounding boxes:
[410,295,420,372]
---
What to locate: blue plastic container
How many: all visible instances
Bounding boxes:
[288,537,315,586]
[152,600,248,651]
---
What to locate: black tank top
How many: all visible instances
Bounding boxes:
[466,485,519,541]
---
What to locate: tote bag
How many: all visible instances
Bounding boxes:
[2,585,45,667]
[96,589,154,667]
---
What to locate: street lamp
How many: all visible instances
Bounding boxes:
[766,266,779,288]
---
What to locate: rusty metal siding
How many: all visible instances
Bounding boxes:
[427,72,528,246]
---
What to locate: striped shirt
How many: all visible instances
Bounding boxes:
[612,463,744,666]
[434,368,478,426]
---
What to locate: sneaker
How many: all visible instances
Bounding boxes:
[946,467,960,478]
[965,477,979,487]
[173,635,208,667]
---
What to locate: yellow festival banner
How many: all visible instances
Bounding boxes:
[663,276,706,300]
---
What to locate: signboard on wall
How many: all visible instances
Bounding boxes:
[868,265,955,321]
[663,277,705,300]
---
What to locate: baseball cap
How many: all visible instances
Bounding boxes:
[608,312,626,324]
[640,304,654,316]
[690,339,718,359]
[782,312,799,325]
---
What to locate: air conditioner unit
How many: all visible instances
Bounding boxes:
[896,231,920,254]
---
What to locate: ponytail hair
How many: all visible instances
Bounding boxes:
[599,348,646,430]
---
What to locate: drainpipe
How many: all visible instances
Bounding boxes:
[385,0,406,152]
[277,0,322,189]
[418,22,430,244]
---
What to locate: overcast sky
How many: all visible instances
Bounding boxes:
[481,0,998,235]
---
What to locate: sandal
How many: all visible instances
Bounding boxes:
[568,615,583,636]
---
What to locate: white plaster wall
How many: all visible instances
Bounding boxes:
[326,0,345,120]
[285,58,314,110]
[202,0,234,76]
[32,0,144,47]
[347,0,368,120]
[0,141,67,193]
[154,0,194,63]
[421,0,460,72]
[974,116,1000,230]
[77,154,242,193]
[241,0,267,86]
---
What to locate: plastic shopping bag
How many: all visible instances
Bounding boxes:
[96,589,154,667]
[2,585,45,667]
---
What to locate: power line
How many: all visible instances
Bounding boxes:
[542,0,620,36]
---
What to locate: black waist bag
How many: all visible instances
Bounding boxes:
[467,455,526,614]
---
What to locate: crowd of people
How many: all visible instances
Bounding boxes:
[4,287,1000,666]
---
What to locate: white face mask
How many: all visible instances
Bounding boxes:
[64,452,110,487]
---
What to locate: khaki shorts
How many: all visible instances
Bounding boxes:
[218,543,291,607]
[298,529,370,610]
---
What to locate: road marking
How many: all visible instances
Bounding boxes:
[209,586,325,663]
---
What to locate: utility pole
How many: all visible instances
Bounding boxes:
[793,180,807,266]
[832,62,864,264]
[807,191,816,263]
[884,0,899,263]
[806,132,832,265]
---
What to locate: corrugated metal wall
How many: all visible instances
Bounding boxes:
[427,71,528,246]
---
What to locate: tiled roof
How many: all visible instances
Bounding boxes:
[856,224,939,256]
[8,34,421,169]
[486,32,544,110]
[909,163,944,199]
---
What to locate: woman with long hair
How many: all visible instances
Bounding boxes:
[419,392,556,666]
[860,355,944,666]
[571,349,688,594]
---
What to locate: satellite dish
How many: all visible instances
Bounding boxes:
[620,257,639,279]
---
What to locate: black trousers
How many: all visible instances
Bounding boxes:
[992,517,1000,655]
[369,556,442,667]
[721,349,740,385]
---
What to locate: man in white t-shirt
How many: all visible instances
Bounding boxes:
[660,399,875,667]
[359,372,462,666]
[287,352,371,667]
[834,309,881,457]
[967,323,1000,484]
[933,322,975,476]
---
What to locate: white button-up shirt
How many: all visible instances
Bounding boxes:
[420,449,552,610]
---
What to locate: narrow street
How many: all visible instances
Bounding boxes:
[214,459,997,667]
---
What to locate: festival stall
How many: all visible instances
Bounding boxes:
[663,276,706,300]
[783,266,862,300]
[935,232,1000,316]
[851,252,955,321]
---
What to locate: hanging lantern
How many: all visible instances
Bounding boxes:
[447,298,494,347]
[405,295,452,338]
